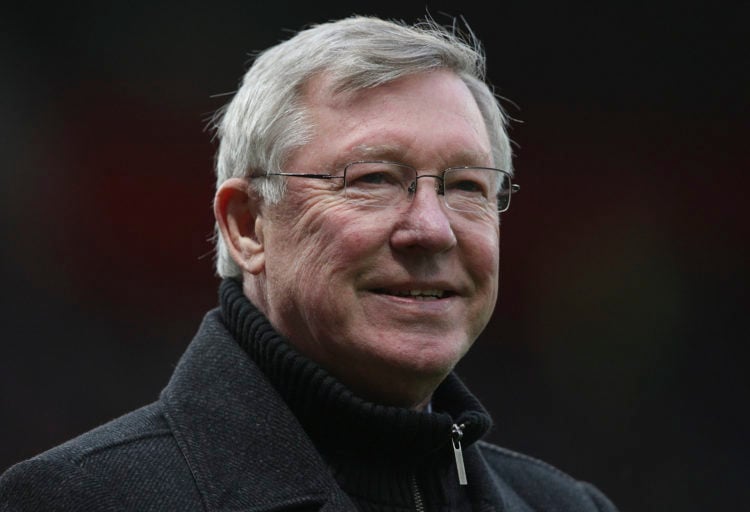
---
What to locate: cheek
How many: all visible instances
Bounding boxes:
[461,227,500,279]
[284,210,387,290]
[292,220,386,329]
[312,207,388,261]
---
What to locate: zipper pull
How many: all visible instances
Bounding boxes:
[451,423,468,486]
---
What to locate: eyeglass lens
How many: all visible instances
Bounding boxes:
[343,162,511,213]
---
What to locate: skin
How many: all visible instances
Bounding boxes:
[215,70,500,410]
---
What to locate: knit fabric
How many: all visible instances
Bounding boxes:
[220,278,492,511]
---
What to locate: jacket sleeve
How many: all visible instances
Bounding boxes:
[0,457,125,512]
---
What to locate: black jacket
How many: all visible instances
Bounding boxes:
[0,307,618,511]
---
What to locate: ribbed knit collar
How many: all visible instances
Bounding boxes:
[219,278,492,461]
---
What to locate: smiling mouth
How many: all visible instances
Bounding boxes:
[372,289,455,300]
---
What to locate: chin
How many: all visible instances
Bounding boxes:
[389,345,466,379]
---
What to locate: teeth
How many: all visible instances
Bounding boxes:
[392,289,445,298]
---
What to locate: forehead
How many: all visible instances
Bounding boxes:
[296,70,492,168]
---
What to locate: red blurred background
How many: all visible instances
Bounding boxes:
[1,3,747,510]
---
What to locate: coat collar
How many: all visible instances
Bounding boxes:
[160,309,355,511]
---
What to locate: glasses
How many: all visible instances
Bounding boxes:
[264,161,519,214]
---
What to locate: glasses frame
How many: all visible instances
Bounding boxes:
[262,160,520,213]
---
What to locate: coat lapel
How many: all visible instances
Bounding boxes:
[160,309,355,511]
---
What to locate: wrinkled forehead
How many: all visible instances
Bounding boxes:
[301,70,491,150]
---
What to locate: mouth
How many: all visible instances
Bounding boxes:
[371,288,456,300]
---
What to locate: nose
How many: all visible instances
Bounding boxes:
[390,175,457,253]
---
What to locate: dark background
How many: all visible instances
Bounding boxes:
[1,2,747,511]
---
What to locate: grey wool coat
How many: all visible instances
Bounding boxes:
[0,309,619,511]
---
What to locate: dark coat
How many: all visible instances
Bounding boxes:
[0,310,618,511]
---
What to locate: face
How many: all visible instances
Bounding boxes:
[250,70,500,407]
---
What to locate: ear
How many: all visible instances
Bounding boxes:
[214,178,266,275]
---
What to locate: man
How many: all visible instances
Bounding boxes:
[0,15,618,511]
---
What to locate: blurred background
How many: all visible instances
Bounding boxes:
[1,2,747,510]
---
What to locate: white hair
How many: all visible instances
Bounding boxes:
[212,15,514,278]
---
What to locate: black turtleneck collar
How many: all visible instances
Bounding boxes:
[218,277,492,460]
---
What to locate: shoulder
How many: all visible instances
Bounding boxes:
[0,455,123,512]
[0,402,199,511]
[476,441,619,512]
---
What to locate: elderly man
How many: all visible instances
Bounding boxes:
[0,15,618,511]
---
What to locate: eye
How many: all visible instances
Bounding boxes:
[445,170,492,197]
[345,162,407,189]
[357,171,391,185]
[452,179,485,193]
